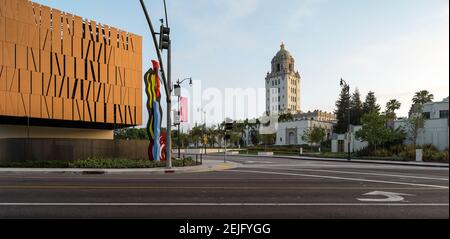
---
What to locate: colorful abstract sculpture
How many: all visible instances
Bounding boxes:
[144,60,164,161]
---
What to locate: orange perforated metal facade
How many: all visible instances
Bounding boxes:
[0,0,143,129]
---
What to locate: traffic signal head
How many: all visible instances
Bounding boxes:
[159,25,170,50]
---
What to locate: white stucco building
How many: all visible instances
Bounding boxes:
[265,43,301,115]
[276,120,334,146]
[396,97,449,151]
[331,125,369,153]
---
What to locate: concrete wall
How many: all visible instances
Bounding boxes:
[395,118,449,151]
[0,138,149,162]
[0,125,113,139]
[417,119,449,151]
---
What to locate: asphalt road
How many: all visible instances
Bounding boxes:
[0,155,448,219]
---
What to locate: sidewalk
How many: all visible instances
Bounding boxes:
[211,153,449,168]
[0,159,242,174]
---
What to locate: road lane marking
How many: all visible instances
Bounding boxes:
[357,191,414,202]
[231,170,449,189]
[0,203,447,206]
[246,166,449,181]
[0,185,446,190]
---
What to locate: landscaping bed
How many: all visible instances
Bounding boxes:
[0,157,199,168]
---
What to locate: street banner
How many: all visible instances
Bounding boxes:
[180,97,188,122]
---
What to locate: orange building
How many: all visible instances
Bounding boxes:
[0,0,142,139]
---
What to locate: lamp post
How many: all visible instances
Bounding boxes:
[340,78,351,161]
[197,108,207,155]
[175,77,192,159]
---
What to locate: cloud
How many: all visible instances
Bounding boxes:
[285,0,325,31]
[338,17,449,116]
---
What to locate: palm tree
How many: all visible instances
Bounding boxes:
[385,99,402,120]
[412,90,434,105]
[206,126,218,148]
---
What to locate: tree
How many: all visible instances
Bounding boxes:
[405,115,425,147]
[412,90,434,105]
[385,99,402,120]
[350,88,363,125]
[114,128,148,140]
[206,126,218,148]
[189,125,203,148]
[232,121,247,147]
[302,126,326,151]
[216,122,226,147]
[229,132,241,147]
[355,112,391,150]
[279,113,294,122]
[258,134,276,151]
[385,126,407,147]
[334,85,351,134]
[362,91,381,114]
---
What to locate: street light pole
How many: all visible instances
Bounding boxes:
[166,39,173,169]
[203,111,207,155]
[178,94,181,159]
[139,0,173,168]
[198,108,207,155]
[340,78,351,161]
[175,77,192,159]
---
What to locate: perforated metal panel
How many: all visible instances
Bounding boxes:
[0,0,143,127]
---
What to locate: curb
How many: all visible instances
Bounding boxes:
[0,160,242,174]
[207,154,449,168]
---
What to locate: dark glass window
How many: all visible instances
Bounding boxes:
[440,110,449,119]
[277,64,281,72]
[423,112,431,119]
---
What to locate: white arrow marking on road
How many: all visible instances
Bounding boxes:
[358,191,414,202]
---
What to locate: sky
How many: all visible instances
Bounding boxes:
[33,0,450,127]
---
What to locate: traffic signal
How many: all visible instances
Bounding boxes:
[225,123,233,131]
[159,25,170,50]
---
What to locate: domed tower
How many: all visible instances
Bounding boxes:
[265,43,301,115]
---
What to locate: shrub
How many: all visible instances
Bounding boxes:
[398,148,416,160]
[355,146,372,157]
[0,157,198,168]
[372,148,391,157]
[420,144,439,151]
[423,150,448,162]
